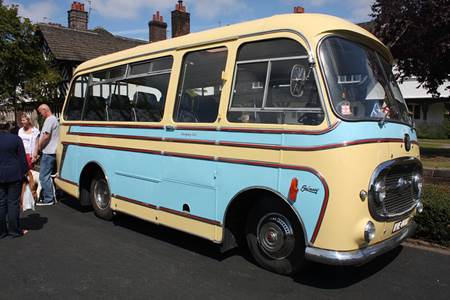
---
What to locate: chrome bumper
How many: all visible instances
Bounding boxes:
[305,222,416,266]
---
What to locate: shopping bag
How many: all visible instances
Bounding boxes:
[22,183,35,212]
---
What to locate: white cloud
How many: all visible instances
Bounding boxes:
[91,0,172,19]
[191,0,248,20]
[5,0,58,23]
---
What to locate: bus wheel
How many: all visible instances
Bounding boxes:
[245,200,305,275]
[90,173,113,220]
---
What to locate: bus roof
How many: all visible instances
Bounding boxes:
[75,13,389,74]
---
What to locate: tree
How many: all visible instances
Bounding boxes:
[371,0,450,97]
[0,0,61,118]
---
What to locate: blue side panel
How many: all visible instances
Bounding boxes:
[61,121,415,242]
[278,169,326,240]
[215,163,326,241]
[60,147,79,183]
[70,122,417,149]
[158,156,216,220]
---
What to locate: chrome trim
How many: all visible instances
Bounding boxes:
[305,222,416,266]
[228,107,323,112]
[368,157,423,221]
[236,55,309,64]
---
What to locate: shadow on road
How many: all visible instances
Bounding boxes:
[112,211,402,288]
[290,246,402,288]
[20,213,48,231]
[59,194,93,213]
[112,213,240,261]
[59,193,403,288]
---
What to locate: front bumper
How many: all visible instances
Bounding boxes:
[305,222,416,266]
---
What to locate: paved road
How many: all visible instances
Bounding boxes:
[1,196,449,299]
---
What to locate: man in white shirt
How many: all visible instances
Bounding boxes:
[37,104,59,205]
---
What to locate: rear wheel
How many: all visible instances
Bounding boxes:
[246,198,305,275]
[90,173,113,220]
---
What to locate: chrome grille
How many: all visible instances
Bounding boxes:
[369,157,422,221]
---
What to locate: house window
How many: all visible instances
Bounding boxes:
[408,104,421,120]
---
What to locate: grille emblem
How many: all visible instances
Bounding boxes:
[397,177,412,192]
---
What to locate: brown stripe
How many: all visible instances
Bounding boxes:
[66,131,413,152]
[61,121,340,135]
[112,194,221,226]
[220,121,341,135]
[159,206,221,226]
[112,194,157,209]
[62,142,161,155]
[62,141,328,242]
[68,131,163,142]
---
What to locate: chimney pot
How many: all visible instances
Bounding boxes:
[294,6,305,14]
[172,0,190,38]
[68,1,88,30]
[149,10,167,42]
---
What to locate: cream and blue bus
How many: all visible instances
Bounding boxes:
[56,13,423,274]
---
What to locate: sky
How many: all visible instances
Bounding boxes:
[5,0,375,40]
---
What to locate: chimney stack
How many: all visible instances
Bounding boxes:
[171,1,190,38]
[293,6,305,14]
[68,1,88,30]
[149,11,167,42]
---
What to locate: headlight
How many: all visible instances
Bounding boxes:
[412,173,423,199]
[373,180,386,204]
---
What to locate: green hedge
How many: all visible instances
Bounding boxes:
[414,184,450,247]
[416,119,450,139]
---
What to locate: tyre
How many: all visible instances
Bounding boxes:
[245,198,305,275]
[90,172,113,220]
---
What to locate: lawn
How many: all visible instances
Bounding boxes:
[418,139,450,168]
[419,139,450,149]
[421,156,450,168]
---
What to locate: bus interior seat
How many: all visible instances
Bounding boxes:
[109,94,132,121]
[84,96,107,121]
[194,96,219,122]
[66,97,83,120]
[177,94,197,122]
[133,92,162,122]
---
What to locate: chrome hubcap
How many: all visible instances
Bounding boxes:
[93,178,110,210]
[257,213,295,260]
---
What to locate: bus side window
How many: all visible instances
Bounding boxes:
[227,38,324,125]
[63,76,88,121]
[173,47,228,123]
[113,73,171,122]
[82,83,110,121]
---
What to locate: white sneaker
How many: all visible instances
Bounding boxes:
[36,201,55,206]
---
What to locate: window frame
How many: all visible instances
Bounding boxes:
[73,55,173,122]
[173,46,229,124]
[228,40,323,115]
[62,75,89,121]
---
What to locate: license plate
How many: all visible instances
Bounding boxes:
[392,218,410,233]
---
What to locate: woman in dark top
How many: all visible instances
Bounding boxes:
[0,123,29,238]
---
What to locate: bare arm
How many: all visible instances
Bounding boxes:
[38,132,50,152]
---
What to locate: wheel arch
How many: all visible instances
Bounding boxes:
[78,160,109,206]
[221,186,308,252]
